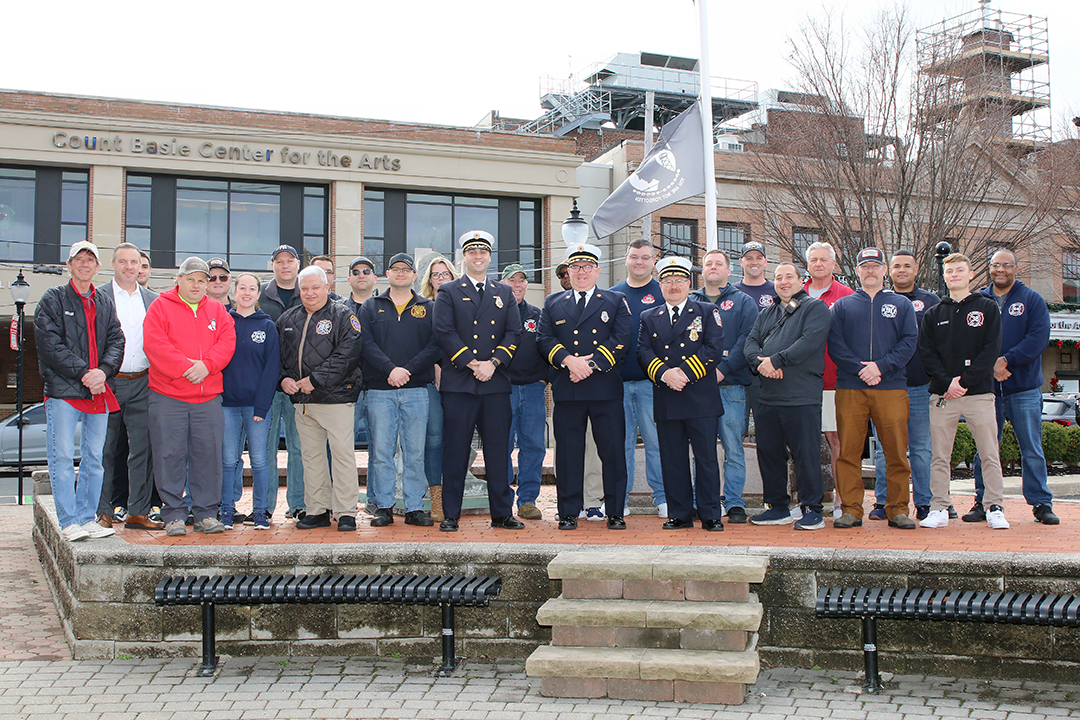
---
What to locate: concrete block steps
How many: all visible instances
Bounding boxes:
[527,551,769,705]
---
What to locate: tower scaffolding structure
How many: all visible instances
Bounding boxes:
[916,1,1050,155]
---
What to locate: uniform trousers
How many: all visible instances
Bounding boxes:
[148,392,223,525]
[552,399,627,519]
[440,391,514,520]
[835,388,910,520]
[657,416,723,522]
[292,402,357,518]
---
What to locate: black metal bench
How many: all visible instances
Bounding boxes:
[817,587,1080,692]
[156,574,502,677]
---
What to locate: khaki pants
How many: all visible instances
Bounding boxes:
[929,393,1004,511]
[583,418,604,506]
[835,388,911,520]
[294,402,358,518]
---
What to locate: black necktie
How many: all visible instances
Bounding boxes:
[577,291,587,313]
[476,282,484,301]
[671,305,679,325]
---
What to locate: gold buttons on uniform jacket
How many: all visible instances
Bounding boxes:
[593,340,598,345]
[491,320,496,325]
[573,330,579,334]
[473,349,478,354]
[491,335,496,339]
[680,343,685,347]
[474,320,478,325]
[473,335,478,339]
[592,329,597,333]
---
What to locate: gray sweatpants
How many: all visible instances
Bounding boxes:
[149,391,224,525]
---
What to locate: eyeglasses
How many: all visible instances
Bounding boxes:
[352,268,373,276]
[989,262,1015,269]
[430,271,452,280]
[568,263,597,273]
[208,274,229,282]
[388,266,414,274]
[660,277,690,286]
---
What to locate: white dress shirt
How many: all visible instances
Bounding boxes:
[111,280,150,373]
[667,299,688,324]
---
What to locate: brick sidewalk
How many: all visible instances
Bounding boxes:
[0,657,1077,720]
[0,505,67,660]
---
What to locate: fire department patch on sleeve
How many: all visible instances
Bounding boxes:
[350,315,361,332]
[713,308,723,326]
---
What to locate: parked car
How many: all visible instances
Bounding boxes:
[1042,393,1080,427]
[0,402,82,466]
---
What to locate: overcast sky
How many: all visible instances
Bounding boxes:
[4,0,1077,135]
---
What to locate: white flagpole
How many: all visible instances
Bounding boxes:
[697,0,717,252]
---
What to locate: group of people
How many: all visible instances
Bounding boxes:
[37,230,1060,543]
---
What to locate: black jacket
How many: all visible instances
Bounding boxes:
[259,279,303,324]
[744,290,831,406]
[433,277,519,395]
[508,299,547,385]
[638,299,725,421]
[277,299,363,404]
[35,281,126,400]
[358,290,440,391]
[919,293,1001,397]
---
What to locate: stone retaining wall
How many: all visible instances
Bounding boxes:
[33,498,1080,681]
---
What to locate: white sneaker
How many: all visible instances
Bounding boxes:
[833,505,843,520]
[919,509,949,528]
[82,521,115,539]
[986,506,1010,530]
[63,524,90,542]
[657,503,668,519]
[790,505,803,521]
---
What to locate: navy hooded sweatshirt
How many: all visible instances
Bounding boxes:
[828,289,918,391]
[980,280,1050,396]
[222,309,280,419]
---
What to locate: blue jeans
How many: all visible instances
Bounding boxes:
[223,406,272,516]
[623,380,665,506]
[45,398,108,528]
[973,387,1052,507]
[718,385,747,510]
[366,387,429,512]
[508,381,547,507]
[266,391,304,514]
[425,383,442,487]
[873,384,932,508]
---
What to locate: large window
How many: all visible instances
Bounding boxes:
[1064,251,1080,304]
[660,219,697,260]
[793,227,823,256]
[0,166,88,263]
[126,174,327,271]
[363,189,542,280]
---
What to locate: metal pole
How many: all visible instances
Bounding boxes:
[934,241,951,299]
[641,90,655,249]
[862,615,882,693]
[16,300,24,506]
[698,0,718,252]
[438,603,456,676]
[197,602,218,677]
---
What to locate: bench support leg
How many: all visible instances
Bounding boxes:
[862,615,881,693]
[197,602,219,677]
[437,603,456,676]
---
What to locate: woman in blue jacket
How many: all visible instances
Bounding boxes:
[221,273,280,530]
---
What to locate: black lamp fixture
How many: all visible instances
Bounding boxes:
[10,270,30,505]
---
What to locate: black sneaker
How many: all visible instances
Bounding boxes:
[370,508,394,527]
[726,507,748,524]
[947,504,958,519]
[295,510,331,529]
[1034,504,1061,525]
[915,505,930,520]
[232,512,250,526]
[961,502,985,523]
[337,515,356,532]
[185,511,195,526]
[404,510,434,527]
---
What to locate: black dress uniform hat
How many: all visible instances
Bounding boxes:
[657,256,693,280]
[459,230,494,253]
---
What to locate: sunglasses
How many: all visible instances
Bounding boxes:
[352,268,374,276]
[208,274,230,282]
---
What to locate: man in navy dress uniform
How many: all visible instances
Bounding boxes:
[638,256,726,531]
[537,243,633,530]
[432,230,524,532]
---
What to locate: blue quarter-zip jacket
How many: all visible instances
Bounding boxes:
[690,283,758,386]
[980,280,1050,395]
[828,288,918,391]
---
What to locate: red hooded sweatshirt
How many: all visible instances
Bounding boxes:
[143,286,236,403]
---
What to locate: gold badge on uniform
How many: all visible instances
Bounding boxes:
[690,329,699,342]
[495,295,504,308]
[601,310,609,323]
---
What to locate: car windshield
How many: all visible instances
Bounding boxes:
[1043,400,1071,416]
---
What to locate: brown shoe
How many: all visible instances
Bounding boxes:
[429,485,445,522]
[125,514,165,530]
[96,514,113,529]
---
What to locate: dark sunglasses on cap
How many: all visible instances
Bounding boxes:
[352,267,373,276]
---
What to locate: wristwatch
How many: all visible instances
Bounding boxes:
[491,357,501,368]
[587,359,598,370]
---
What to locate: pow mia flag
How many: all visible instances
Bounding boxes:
[591,101,707,239]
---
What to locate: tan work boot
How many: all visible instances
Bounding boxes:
[518,502,542,520]
[429,485,445,522]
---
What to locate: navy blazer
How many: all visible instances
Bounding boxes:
[638,299,725,421]
[537,287,632,403]
[433,276,520,395]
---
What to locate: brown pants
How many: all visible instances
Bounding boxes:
[928,393,1004,511]
[835,388,911,520]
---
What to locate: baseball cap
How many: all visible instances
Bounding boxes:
[178,257,210,277]
[349,256,375,272]
[387,252,416,271]
[271,244,299,261]
[207,257,230,273]
[856,247,887,266]
[67,240,100,262]
[501,263,528,281]
[741,241,767,258]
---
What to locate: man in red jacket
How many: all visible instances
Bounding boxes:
[144,257,236,536]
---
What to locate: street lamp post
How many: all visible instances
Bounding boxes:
[10,271,30,505]
[934,241,952,299]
